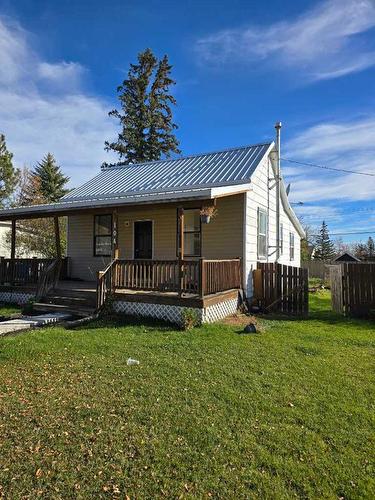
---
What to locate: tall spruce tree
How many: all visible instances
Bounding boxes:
[0,134,19,207]
[105,48,180,164]
[314,221,336,261]
[33,153,69,202]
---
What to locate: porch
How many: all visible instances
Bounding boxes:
[0,195,245,323]
[0,257,243,323]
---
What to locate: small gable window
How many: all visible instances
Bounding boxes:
[289,232,295,261]
[257,208,268,259]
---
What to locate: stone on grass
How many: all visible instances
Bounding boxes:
[244,323,257,334]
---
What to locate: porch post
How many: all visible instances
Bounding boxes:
[10,219,16,285]
[178,208,184,295]
[54,216,62,259]
[112,209,119,259]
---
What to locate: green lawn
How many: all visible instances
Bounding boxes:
[0,292,374,498]
[0,302,22,317]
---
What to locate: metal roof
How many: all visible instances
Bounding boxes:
[62,142,273,202]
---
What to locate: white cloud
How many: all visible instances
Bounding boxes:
[195,0,375,81]
[283,117,375,203]
[0,16,117,186]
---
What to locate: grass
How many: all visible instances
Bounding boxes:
[0,291,374,498]
[0,302,22,317]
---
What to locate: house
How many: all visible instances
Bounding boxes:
[0,221,43,258]
[334,252,360,263]
[0,132,304,324]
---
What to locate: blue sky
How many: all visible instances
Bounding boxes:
[0,0,374,242]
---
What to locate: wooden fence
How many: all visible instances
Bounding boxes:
[330,263,375,317]
[253,262,309,316]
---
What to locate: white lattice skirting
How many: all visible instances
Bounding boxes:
[113,296,239,326]
[0,291,34,305]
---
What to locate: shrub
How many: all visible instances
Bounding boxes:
[22,299,34,315]
[181,308,199,330]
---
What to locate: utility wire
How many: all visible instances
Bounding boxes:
[282,157,375,177]
[311,230,375,236]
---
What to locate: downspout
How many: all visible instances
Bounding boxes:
[275,122,282,262]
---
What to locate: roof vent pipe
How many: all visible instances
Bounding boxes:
[275,122,282,262]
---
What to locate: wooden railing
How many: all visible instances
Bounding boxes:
[201,259,242,296]
[35,259,62,300]
[114,259,200,294]
[96,259,117,310]
[0,257,68,285]
[96,258,242,310]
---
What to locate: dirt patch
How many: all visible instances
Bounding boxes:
[222,313,263,331]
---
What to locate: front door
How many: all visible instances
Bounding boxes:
[134,221,153,259]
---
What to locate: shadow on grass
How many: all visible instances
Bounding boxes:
[73,313,180,334]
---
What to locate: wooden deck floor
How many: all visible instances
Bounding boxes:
[0,280,239,308]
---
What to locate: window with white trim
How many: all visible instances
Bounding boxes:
[176,209,201,257]
[289,232,295,261]
[257,208,268,259]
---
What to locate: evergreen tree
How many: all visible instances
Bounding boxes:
[148,55,180,161]
[33,153,69,202]
[355,237,375,261]
[367,236,374,258]
[105,48,180,164]
[313,221,336,261]
[0,134,19,207]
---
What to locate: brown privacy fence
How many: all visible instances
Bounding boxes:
[0,257,68,285]
[97,258,242,310]
[253,262,309,316]
[330,263,375,317]
[302,261,330,280]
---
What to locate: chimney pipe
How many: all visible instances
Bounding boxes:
[275,122,282,262]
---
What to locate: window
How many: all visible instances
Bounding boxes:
[94,214,112,256]
[280,223,284,255]
[257,208,268,259]
[289,232,295,261]
[177,209,201,257]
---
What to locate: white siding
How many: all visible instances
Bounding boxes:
[244,155,301,297]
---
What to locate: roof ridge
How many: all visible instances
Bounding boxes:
[102,141,273,171]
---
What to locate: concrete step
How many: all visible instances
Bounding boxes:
[0,312,72,336]
[33,302,95,318]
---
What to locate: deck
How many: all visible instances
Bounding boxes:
[0,258,243,319]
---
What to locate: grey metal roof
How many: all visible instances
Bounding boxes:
[62,142,272,202]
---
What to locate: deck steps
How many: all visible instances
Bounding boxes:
[35,286,97,318]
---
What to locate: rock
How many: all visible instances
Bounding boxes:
[244,323,257,334]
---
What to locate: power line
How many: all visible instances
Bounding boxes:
[311,230,375,236]
[282,157,375,177]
